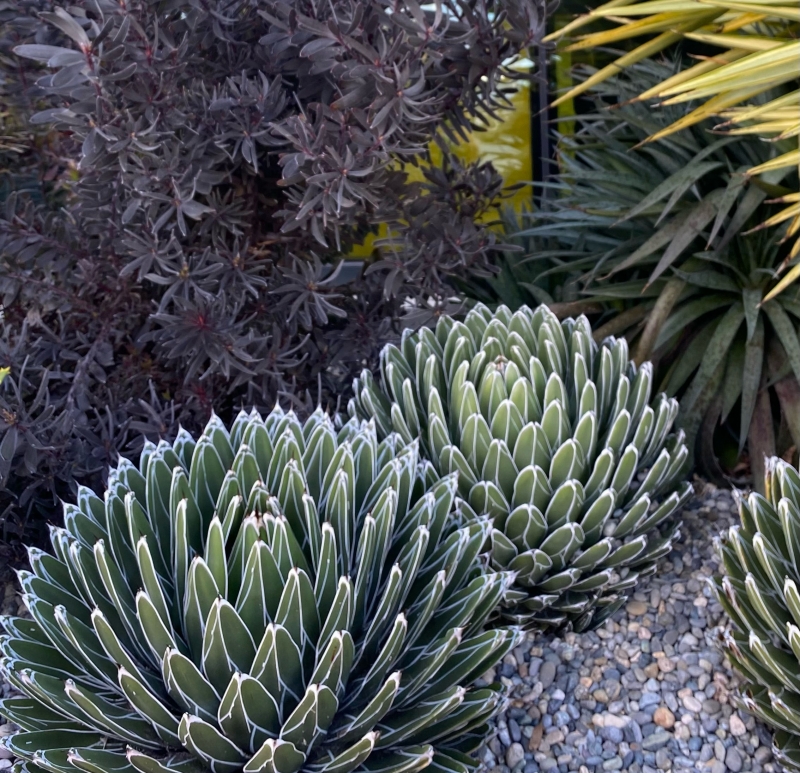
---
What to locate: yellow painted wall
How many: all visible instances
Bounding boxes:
[349,78,533,258]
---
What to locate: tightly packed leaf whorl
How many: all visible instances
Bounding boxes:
[350,304,692,631]
[0,408,520,773]
[715,457,800,772]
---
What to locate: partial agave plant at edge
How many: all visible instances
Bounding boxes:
[350,304,693,632]
[0,407,523,773]
[714,456,800,772]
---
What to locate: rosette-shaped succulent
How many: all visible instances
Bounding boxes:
[0,407,521,773]
[350,304,693,631]
[715,457,800,772]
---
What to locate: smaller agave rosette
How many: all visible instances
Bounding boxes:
[350,304,693,631]
[0,407,521,773]
[714,457,800,772]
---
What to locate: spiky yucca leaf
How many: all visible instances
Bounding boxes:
[712,455,800,772]
[0,407,521,773]
[350,304,693,632]
[544,0,800,264]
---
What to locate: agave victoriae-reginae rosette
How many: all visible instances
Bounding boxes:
[350,304,693,632]
[714,457,800,772]
[0,407,522,773]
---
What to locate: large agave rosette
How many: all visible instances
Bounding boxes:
[0,408,521,773]
[715,457,800,772]
[350,304,693,631]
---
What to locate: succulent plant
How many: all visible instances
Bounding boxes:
[0,407,521,773]
[714,457,800,772]
[350,304,693,632]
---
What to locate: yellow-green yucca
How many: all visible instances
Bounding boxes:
[0,407,521,773]
[546,0,800,272]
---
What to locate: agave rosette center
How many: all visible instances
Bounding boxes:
[0,408,521,773]
[350,304,693,631]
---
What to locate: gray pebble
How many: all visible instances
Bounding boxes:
[642,731,672,751]
[539,661,556,690]
[725,747,742,773]
[506,743,525,769]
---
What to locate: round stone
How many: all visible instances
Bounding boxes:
[729,714,747,737]
[654,707,676,729]
[626,601,648,616]
[539,661,557,690]
[657,657,675,673]
[681,695,703,713]
[506,743,526,769]
[725,746,743,773]
[701,698,719,713]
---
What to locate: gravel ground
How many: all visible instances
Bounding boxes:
[0,481,782,772]
[479,480,779,773]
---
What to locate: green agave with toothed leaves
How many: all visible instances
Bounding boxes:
[350,304,693,632]
[0,407,522,773]
[714,456,800,773]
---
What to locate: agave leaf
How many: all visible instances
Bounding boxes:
[305,732,378,773]
[570,569,615,593]
[280,684,338,753]
[609,445,639,501]
[410,630,518,703]
[633,448,670,501]
[51,605,120,687]
[333,675,401,744]
[468,481,509,522]
[162,648,220,723]
[403,690,500,746]
[395,628,463,704]
[573,412,597,466]
[437,446,476,498]
[184,558,221,664]
[275,568,319,660]
[478,436,515,499]
[135,591,184,665]
[250,624,304,717]
[343,615,407,710]
[747,632,800,693]
[511,465,552,512]
[778,503,800,580]
[600,535,648,569]
[548,441,582,490]
[537,568,582,593]
[403,571,447,648]
[117,667,181,746]
[376,687,465,749]
[583,450,616,505]
[236,541,282,643]
[630,408,655,457]
[581,489,617,543]
[508,549,553,585]
[632,486,688,536]
[64,680,162,749]
[539,524,584,572]
[309,631,354,697]
[744,572,792,645]
[357,746,434,773]
[611,496,651,539]
[504,505,547,552]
